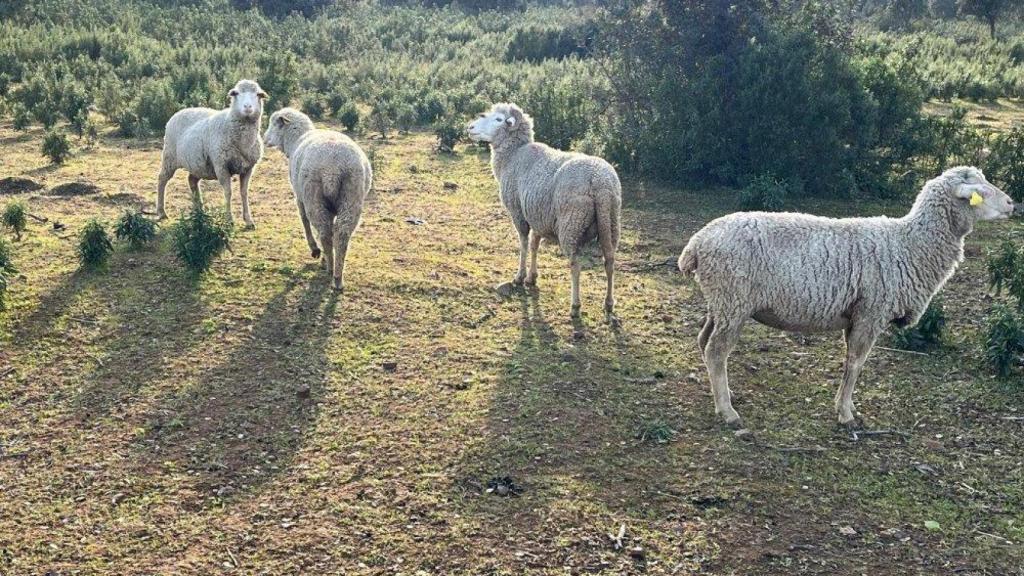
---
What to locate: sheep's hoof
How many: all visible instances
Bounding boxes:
[840,415,865,432]
[332,279,344,292]
[524,275,537,287]
[570,306,582,319]
[242,221,256,231]
[157,211,168,221]
[310,247,321,259]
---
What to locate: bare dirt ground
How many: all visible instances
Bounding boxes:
[0,120,1022,575]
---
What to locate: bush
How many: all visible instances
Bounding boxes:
[78,219,114,269]
[12,103,31,131]
[301,93,327,120]
[136,79,179,134]
[114,210,158,249]
[433,116,463,153]
[738,174,788,212]
[984,304,1024,379]
[0,238,16,311]
[369,102,395,139]
[988,240,1024,307]
[337,102,360,132]
[172,204,232,273]
[986,126,1024,201]
[2,201,27,241]
[41,130,72,165]
[890,298,947,351]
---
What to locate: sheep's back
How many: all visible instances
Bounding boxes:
[290,130,370,208]
[692,211,900,331]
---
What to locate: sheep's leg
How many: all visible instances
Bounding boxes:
[239,169,256,229]
[835,322,881,426]
[296,200,320,259]
[187,175,203,209]
[216,169,234,224]
[513,231,529,285]
[525,231,540,287]
[698,315,715,360]
[600,239,616,317]
[704,319,743,427]
[156,165,176,220]
[569,253,582,318]
[333,227,351,292]
[310,207,335,283]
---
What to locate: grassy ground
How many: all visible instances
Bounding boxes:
[0,118,1022,575]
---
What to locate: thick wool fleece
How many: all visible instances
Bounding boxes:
[485,102,622,317]
[267,107,372,290]
[679,166,988,333]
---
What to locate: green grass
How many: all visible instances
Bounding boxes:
[0,113,1022,574]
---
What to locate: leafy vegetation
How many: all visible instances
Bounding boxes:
[172,203,232,273]
[114,209,158,249]
[0,238,15,311]
[984,239,1024,379]
[41,130,72,165]
[78,218,114,268]
[738,174,789,212]
[891,298,947,351]
[2,201,28,241]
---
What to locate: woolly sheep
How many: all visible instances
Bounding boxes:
[156,79,267,228]
[678,166,1015,429]
[468,103,622,320]
[263,107,372,291]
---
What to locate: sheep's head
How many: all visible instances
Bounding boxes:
[467,103,534,146]
[263,107,314,156]
[945,166,1014,221]
[228,79,267,122]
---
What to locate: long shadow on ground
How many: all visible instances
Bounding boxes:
[130,272,337,503]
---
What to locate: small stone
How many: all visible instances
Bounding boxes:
[733,428,753,441]
[572,330,586,341]
[495,282,515,298]
[296,385,311,399]
[839,526,857,536]
[628,546,645,560]
[443,181,459,190]
[382,361,398,372]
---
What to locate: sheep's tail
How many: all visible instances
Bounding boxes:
[593,177,621,256]
[678,235,700,277]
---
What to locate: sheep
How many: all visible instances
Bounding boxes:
[678,166,1015,429]
[263,107,372,291]
[156,79,267,228]
[467,103,622,320]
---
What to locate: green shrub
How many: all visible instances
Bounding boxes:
[41,130,72,165]
[114,210,158,249]
[301,93,327,120]
[433,116,463,153]
[370,102,395,139]
[12,103,31,131]
[78,219,114,269]
[890,298,947,351]
[984,304,1024,379]
[136,79,179,134]
[172,204,232,273]
[738,174,788,212]
[0,238,16,311]
[987,240,1021,299]
[2,201,27,241]
[987,126,1024,201]
[337,102,360,132]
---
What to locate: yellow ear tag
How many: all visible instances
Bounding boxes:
[970,191,984,207]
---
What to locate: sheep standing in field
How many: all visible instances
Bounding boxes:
[678,167,1015,429]
[263,107,372,291]
[156,79,267,228]
[468,103,622,320]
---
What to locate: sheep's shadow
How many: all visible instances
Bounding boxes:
[129,275,336,502]
[452,289,698,519]
[71,241,205,418]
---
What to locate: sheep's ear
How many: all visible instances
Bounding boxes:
[229,89,239,98]
[257,90,268,100]
[955,184,984,207]
[276,115,291,127]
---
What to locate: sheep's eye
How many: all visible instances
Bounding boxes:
[495,117,502,122]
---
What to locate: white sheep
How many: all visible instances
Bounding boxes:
[263,107,372,291]
[678,166,1015,429]
[156,79,267,228]
[468,103,622,320]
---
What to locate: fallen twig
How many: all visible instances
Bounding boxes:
[68,317,98,325]
[609,523,626,550]
[0,367,14,378]
[999,416,1024,422]
[621,257,676,272]
[27,212,48,223]
[973,529,1014,545]
[875,346,929,356]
